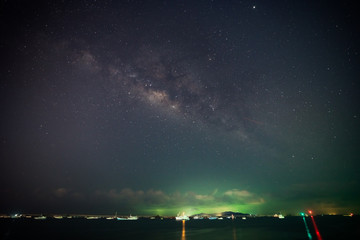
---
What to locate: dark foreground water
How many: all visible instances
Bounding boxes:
[1,216,359,240]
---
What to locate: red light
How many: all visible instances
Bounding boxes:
[308,210,312,214]
[310,215,322,240]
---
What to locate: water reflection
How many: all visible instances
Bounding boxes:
[310,216,322,240]
[181,220,186,240]
[232,224,237,240]
[302,216,313,240]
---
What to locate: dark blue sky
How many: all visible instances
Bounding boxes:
[1,0,359,215]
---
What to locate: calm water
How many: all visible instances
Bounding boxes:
[1,216,359,239]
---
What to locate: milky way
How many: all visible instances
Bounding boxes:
[60,39,258,140]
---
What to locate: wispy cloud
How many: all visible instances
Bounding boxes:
[92,188,264,214]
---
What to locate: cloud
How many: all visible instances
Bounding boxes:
[222,189,265,205]
[54,188,68,198]
[224,189,253,198]
[94,188,264,212]
[53,188,84,200]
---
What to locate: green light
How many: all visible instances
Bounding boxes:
[300,212,305,216]
[302,216,313,240]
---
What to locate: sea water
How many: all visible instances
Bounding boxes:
[1,216,359,239]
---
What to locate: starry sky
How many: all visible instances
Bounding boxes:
[1,0,359,216]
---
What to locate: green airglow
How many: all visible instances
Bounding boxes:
[140,203,258,216]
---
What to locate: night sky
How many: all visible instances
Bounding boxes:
[1,0,359,216]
